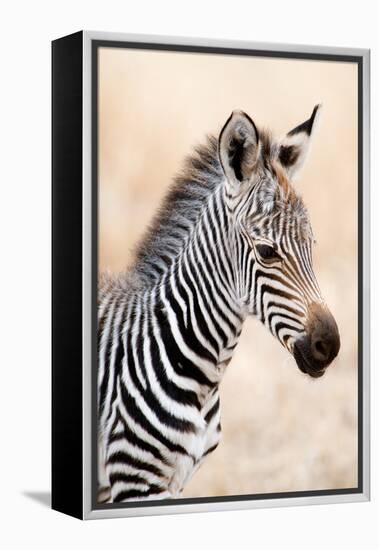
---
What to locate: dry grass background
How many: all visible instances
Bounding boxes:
[98,47,358,497]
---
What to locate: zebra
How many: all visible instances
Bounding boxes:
[98,106,340,503]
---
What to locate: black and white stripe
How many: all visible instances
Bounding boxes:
[98,107,334,503]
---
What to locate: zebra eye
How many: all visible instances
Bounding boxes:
[255,244,281,263]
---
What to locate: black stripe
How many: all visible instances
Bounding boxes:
[266,299,305,320]
[97,297,112,353]
[186,251,229,347]
[202,442,219,457]
[274,321,303,337]
[107,450,164,478]
[217,197,235,277]
[109,472,152,486]
[99,303,115,415]
[109,472,166,500]
[163,280,216,363]
[106,308,127,422]
[134,301,149,384]
[257,269,301,297]
[108,415,170,465]
[119,382,188,455]
[194,242,237,334]
[259,282,302,324]
[154,304,216,388]
[206,200,235,291]
[202,209,240,318]
[180,260,221,354]
[125,314,197,434]
[267,310,303,329]
[204,398,220,424]
[113,485,165,503]
[148,314,202,409]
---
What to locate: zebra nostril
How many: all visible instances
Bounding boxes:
[312,338,330,362]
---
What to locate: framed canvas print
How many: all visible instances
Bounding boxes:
[52,31,370,520]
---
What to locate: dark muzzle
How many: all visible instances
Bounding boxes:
[293,302,340,378]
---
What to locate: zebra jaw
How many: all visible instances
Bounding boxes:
[293,343,327,378]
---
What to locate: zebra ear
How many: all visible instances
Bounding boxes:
[219,110,260,188]
[279,104,321,179]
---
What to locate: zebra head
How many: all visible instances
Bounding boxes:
[218,107,340,378]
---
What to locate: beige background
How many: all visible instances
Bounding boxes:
[98,47,358,497]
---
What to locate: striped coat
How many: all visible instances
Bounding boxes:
[98,107,340,503]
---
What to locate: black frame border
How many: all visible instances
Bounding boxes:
[90,39,364,513]
[52,30,84,519]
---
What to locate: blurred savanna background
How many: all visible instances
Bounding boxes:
[98,46,358,497]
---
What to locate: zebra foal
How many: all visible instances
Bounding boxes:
[98,106,340,503]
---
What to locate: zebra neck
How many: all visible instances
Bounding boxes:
[145,192,245,397]
[142,282,242,408]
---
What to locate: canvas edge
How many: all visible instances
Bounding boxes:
[81,31,370,520]
[361,47,370,503]
[51,30,84,520]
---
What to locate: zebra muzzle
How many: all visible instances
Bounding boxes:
[293,303,340,378]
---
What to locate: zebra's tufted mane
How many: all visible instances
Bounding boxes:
[110,128,308,292]
[130,135,224,287]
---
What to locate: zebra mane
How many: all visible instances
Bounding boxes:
[130,135,224,286]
